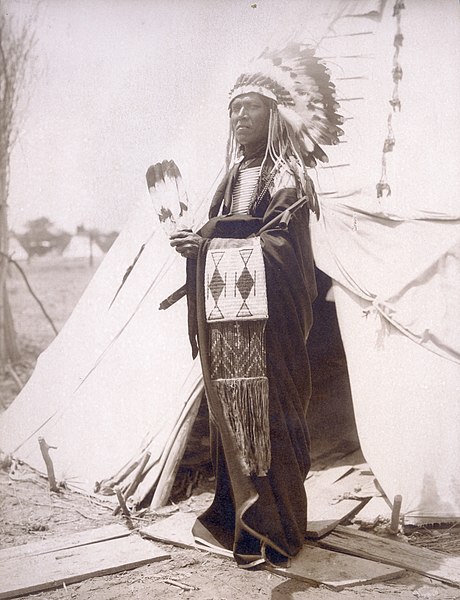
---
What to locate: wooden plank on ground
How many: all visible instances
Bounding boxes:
[318,525,460,587]
[307,498,365,539]
[308,466,380,501]
[305,466,372,538]
[141,512,404,590]
[349,476,381,499]
[142,511,232,558]
[0,524,129,563]
[268,545,404,591]
[142,511,196,549]
[0,534,169,600]
[329,469,381,500]
[353,497,392,529]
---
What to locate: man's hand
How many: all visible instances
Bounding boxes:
[170,230,201,259]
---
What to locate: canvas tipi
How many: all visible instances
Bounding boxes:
[0,0,459,523]
[62,235,104,260]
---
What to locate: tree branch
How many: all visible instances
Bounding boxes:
[0,250,58,336]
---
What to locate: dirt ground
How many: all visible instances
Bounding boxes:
[1,257,460,600]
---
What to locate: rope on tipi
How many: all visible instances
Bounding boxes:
[376,0,405,198]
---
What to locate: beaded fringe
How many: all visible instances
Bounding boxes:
[209,321,271,476]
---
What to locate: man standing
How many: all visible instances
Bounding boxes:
[170,43,342,567]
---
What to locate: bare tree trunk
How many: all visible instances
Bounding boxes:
[0,155,20,367]
[0,4,36,370]
[0,168,9,371]
[0,191,20,367]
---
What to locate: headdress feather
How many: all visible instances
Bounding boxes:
[229,42,343,169]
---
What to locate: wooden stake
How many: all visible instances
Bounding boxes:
[38,437,60,493]
[114,486,134,530]
[113,451,151,516]
[389,494,402,534]
[94,460,138,494]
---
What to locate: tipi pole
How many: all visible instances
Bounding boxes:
[150,391,202,509]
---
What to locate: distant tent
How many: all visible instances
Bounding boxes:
[0,0,459,523]
[62,235,104,260]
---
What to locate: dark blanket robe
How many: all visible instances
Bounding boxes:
[187,164,317,566]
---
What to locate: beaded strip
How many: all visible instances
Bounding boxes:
[376,0,405,199]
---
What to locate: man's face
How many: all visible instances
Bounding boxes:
[230,93,270,148]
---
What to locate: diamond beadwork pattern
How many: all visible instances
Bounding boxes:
[209,267,225,303]
[236,248,255,302]
[205,239,267,322]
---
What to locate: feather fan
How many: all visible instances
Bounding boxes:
[145,160,190,236]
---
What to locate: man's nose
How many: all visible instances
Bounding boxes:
[237,105,248,118]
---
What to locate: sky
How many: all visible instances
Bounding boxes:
[6,0,323,234]
[5,0,459,235]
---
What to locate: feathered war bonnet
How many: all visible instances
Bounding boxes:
[227,42,344,215]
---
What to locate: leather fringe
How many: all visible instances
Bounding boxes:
[213,376,271,476]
